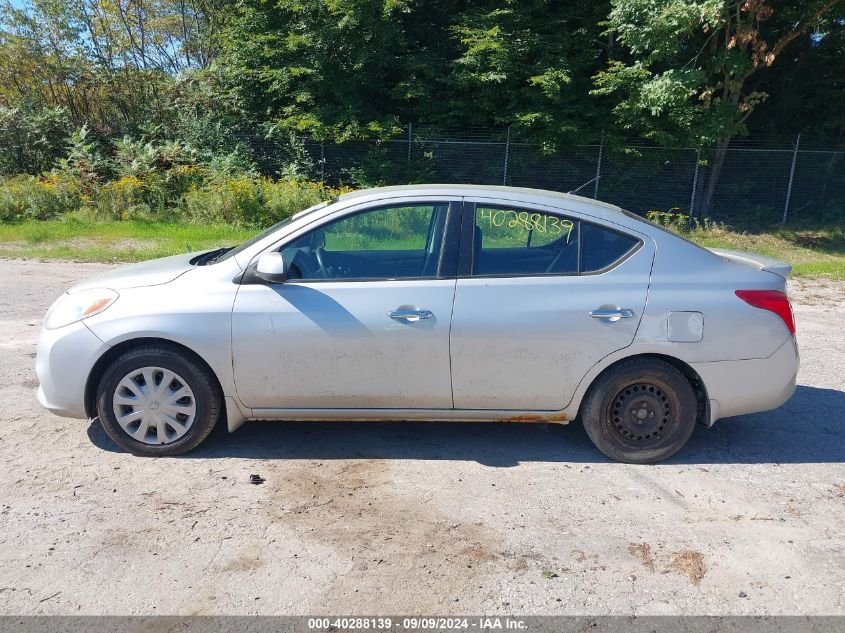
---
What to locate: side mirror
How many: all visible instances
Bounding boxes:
[255,251,289,284]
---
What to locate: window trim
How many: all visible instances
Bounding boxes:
[273,200,463,284]
[459,201,642,279]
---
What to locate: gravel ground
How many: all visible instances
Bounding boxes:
[0,260,843,616]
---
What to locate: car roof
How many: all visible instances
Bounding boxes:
[338,184,624,214]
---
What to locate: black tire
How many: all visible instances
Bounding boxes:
[580,358,697,464]
[96,345,221,456]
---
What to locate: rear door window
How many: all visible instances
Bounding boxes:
[469,204,639,276]
[472,205,579,276]
[581,222,639,273]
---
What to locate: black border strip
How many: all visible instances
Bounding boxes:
[1,616,842,633]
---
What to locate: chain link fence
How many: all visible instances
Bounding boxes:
[250,127,845,226]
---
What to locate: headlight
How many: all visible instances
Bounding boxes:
[44,288,119,330]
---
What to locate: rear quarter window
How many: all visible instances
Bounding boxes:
[581,223,639,273]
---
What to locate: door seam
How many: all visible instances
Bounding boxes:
[447,198,465,409]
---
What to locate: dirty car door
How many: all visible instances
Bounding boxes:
[231,200,460,409]
[449,201,653,411]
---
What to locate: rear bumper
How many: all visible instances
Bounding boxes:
[692,337,799,424]
[36,321,108,419]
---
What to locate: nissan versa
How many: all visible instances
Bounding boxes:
[36,185,799,463]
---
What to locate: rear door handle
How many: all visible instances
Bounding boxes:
[388,309,433,322]
[589,308,635,322]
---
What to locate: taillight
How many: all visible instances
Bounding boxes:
[735,290,795,335]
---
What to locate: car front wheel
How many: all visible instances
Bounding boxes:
[580,358,697,464]
[96,345,221,456]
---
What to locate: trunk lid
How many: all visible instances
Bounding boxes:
[708,248,792,278]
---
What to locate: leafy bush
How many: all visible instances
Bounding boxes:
[141,166,207,218]
[205,151,258,179]
[262,179,350,225]
[0,118,349,226]
[52,126,111,192]
[111,137,200,179]
[0,107,70,176]
[182,177,345,227]
[0,175,81,222]
[646,208,715,233]
[343,142,436,188]
[0,168,347,226]
[182,176,264,225]
[90,176,150,221]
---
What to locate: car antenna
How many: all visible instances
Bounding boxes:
[568,176,600,196]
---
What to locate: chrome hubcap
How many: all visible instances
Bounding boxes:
[112,366,196,445]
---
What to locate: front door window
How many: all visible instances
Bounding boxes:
[283,203,450,281]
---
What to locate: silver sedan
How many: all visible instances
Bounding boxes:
[36,185,799,463]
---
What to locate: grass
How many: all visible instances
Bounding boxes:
[686,225,845,279]
[0,220,252,263]
[0,219,843,279]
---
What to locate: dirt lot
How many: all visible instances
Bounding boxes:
[0,260,843,616]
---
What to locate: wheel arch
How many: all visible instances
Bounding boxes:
[84,337,225,420]
[576,352,710,427]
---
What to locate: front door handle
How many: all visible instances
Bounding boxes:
[388,309,433,322]
[589,308,635,322]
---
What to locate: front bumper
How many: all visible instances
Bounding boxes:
[36,321,108,419]
[692,337,799,424]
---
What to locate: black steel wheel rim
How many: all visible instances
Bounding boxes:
[605,380,682,450]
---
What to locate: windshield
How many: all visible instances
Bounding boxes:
[213,201,330,264]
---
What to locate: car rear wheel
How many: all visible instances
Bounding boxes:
[580,358,697,464]
[96,345,221,456]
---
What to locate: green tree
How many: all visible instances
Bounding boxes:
[0,106,69,174]
[221,0,417,140]
[593,0,842,216]
[446,0,608,145]
[0,0,222,135]
[219,0,610,145]
[749,5,845,139]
